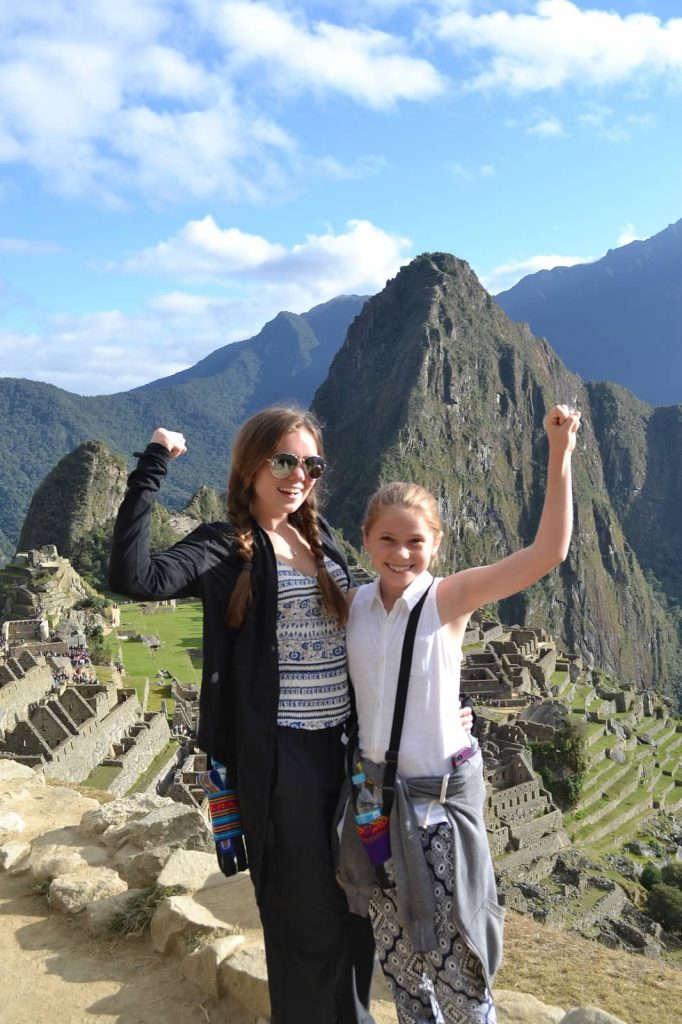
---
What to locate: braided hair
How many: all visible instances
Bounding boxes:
[225,405,347,629]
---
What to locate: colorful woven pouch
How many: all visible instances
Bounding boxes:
[197,766,248,876]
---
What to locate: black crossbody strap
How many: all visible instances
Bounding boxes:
[382,581,433,818]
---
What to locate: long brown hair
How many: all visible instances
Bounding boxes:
[225,405,348,629]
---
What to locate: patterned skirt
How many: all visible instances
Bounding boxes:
[368,823,497,1024]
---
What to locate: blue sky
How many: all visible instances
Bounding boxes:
[1,0,681,395]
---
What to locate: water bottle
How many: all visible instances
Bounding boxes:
[352,762,382,825]
[352,760,392,869]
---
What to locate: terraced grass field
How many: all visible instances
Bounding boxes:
[113,599,204,714]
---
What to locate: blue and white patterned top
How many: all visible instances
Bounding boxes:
[276,557,351,729]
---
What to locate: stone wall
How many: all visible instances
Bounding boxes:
[0,719,51,759]
[496,830,569,882]
[44,694,142,783]
[105,712,172,796]
[6,690,142,783]
[146,743,185,797]
[546,881,628,930]
[461,665,514,700]
[0,659,55,734]
[486,778,547,825]
[2,618,48,643]
[508,808,564,849]
[60,688,96,727]
[529,646,557,685]
[484,750,534,789]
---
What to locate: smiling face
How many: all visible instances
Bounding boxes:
[363,505,440,597]
[250,427,320,526]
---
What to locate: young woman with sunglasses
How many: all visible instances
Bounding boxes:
[109,406,377,1024]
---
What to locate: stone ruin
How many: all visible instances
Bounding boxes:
[1,547,119,637]
[461,625,557,707]
[12,544,59,568]
[1,615,172,798]
[1,546,89,621]
[0,663,171,796]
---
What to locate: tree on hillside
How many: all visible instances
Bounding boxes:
[661,863,682,890]
[647,883,682,934]
[641,863,663,891]
[530,717,589,808]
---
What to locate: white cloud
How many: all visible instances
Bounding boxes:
[435,0,682,92]
[315,154,388,181]
[117,216,411,294]
[119,217,287,277]
[616,223,643,247]
[3,217,411,394]
[451,161,496,180]
[483,252,592,294]
[0,305,219,395]
[214,0,445,109]
[578,102,633,142]
[0,1,437,202]
[527,116,564,137]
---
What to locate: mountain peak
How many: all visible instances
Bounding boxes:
[313,251,681,700]
[18,441,128,559]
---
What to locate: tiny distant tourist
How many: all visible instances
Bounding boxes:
[110,406,386,1023]
[336,404,580,1024]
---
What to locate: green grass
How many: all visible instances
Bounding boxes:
[572,886,610,912]
[81,764,123,789]
[118,638,158,676]
[570,683,597,710]
[127,739,179,795]
[588,734,620,758]
[583,721,606,745]
[108,884,186,936]
[122,675,173,713]
[113,599,204,717]
[580,757,628,797]
[117,600,203,686]
[95,665,116,683]
[574,788,653,849]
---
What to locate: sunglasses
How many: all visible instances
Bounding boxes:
[268,452,327,480]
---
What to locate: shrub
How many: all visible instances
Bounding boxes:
[108,884,186,936]
[74,595,109,612]
[661,862,682,890]
[640,863,662,891]
[647,882,682,934]
[529,717,589,808]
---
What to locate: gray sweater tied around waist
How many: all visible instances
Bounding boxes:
[336,738,504,987]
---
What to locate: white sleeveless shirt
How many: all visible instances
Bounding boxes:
[346,571,471,823]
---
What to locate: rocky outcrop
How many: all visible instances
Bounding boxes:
[18,441,128,559]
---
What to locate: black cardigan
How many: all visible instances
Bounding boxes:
[108,443,352,893]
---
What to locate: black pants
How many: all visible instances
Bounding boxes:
[258,723,376,1024]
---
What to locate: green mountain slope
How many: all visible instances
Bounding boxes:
[0,295,366,562]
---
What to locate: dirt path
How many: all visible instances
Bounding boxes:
[0,869,259,1024]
